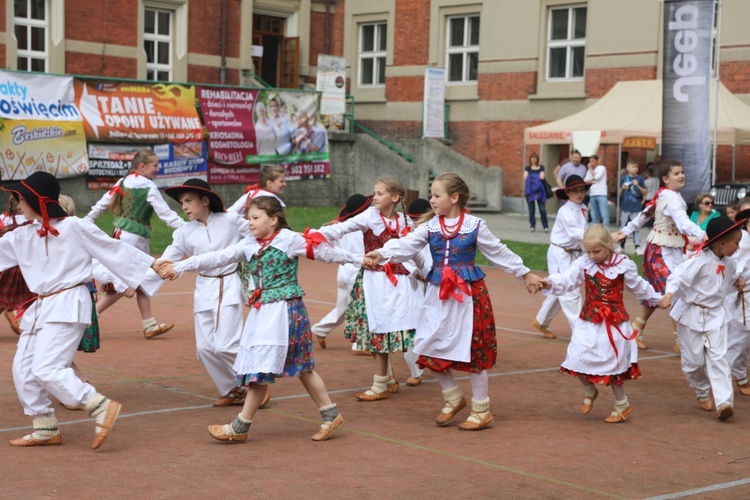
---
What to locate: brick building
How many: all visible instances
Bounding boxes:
[3,0,749,203]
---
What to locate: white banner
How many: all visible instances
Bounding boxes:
[316,54,346,129]
[0,71,81,121]
[423,68,445,139]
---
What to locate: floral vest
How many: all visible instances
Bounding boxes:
[114,187,154,237]
[424,215,486,286]
[579,271,628,325]
[249,246,304,304]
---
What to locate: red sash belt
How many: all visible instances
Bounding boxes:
[439,266,470,302]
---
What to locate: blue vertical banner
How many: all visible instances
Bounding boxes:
[662,0,715,203]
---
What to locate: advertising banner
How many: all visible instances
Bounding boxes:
[661,0,714,203]
[75,81,203,144]
[0,72,88,180]
[423,68,446,139]
[316,54,347,130]
[198,87,329,184]
[86,142,206,190]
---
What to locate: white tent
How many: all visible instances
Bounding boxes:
[524,79,750,147]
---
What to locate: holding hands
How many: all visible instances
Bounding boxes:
[152,259,178,280]
[363,250,383,270]
[523,273,545,294]
[657,292,673,309]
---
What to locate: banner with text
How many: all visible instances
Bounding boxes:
[316,54,347,131]
[198,87,329,184]
[661,0,714,203]
[75,81,203,144]
[86,142,206,190]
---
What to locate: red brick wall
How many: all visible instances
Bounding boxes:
[585,66,657,98]
[67,1,137,46]
[66,53,137,78]
[720,60,750,94]
[393,0,429,66]
[385,76,423,102]
[478,72,537,101]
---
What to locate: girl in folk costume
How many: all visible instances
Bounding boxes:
[313,177,425,401]
[84,148,185,339]
[365,173,544,430]
[159,196,359,442]
[724,202,750,397]
[1,172,161,449]
[540,225,663,423]
[228,164,287,216]
[660,216,744,421]
[0,195,35,335]
[615,160,706,351]
[311,193,370,350]
[140,179,256,408]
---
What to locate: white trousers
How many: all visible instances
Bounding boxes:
[311,281,353,337]
[13,322,96,417]
[676,323,733,408]
[403,349,424,379]
[725,319,750,380]
[536,246,582,332]
[195,305,243,396]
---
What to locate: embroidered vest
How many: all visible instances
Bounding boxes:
[579,272,629,324]
[114,187,154,237]
[363,228,409,275]
[425,222,486,286]
[250,246,304,304]
[647,193,685,248]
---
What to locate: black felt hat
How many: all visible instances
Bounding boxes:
[337,193,373,222]
[703,215,743,248]
[2,172,67,235]
[555,174,591,200]
[164,178,225,213]
[407,198,431,219]
[735,208,750,224]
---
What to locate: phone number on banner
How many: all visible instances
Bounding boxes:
[284,161,330,180]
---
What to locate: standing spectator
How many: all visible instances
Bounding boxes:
[585,154,609,229]
[554,150,587,188]
[725,200,739,222]
[619,159,647,255]
[643,163,659,229]
[689,192,720,231]
[523,152,549,233]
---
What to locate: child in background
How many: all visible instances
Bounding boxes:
[643,163,659,229]
[311,194,370,350]
[160,196,359,442]
[725,200,739,222]
[314,177,424,401]
[619,159,647,255]
[540,225,662,423]
[365,173,544,430]
[0,195,34,335]
[725,200,750,396]
[533,175,589,340]
[2,172,160,449]
[85,148,185,339]
[229,164,287,215]
[660,216,744,421]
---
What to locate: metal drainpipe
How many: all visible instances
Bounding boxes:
[220,0,228,84]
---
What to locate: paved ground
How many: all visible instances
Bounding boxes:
[0,217,746,499]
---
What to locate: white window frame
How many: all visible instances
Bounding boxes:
[14,0,49,72]
[546,4,586,81]
[358,22,387,87]
[144,7,173,82]
[445,14,479,84]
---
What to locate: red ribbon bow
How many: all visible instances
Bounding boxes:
[439,266,470,302]
[581,207,587,219]
[598,305,638,361]
[108,184,124,197]
[383,262,399,286]
[247,288,263,309]
[717,264,726,278]
[244,183,260,194]
[303,228,329,260]
[400,226,411,236]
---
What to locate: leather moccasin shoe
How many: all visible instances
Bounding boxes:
[352,349,373,356]
[387,379,399,394]
[143,323,174,339]
[311,414,345,441]
[5,310,21,335]
[717,403,734,421]
[581,389,599,415]
[635,336,649,350]
[213,387,247,407]
[208,424,248,442]
[10,433,62,447]
[316,335,327,349]
[603,406,632,423]
[92,400,122,450]
[698,396,714,412]
[458,411,494,431]
[435,397,467,426]
[736,379,750,396]
[406,376,422,386]
[356,390,388,401]
[532,320,556,339]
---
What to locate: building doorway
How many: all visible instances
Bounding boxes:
[252,14,299,88]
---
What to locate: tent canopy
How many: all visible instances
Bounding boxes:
[523,80,750,146]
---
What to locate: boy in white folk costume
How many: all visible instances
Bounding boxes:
[1,172,162,448]
[724,201,750,396]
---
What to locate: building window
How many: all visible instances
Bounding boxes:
[359,23,386,86]
[14,0,48,72]
[546,5,586,80]
[144,7,173,81]
[446,15,479,83]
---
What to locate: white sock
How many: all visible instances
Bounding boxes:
[371,374,388,394]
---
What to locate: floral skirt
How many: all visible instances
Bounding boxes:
[344,270,414,353]
[78,282,100,353]
[0,266,34,311]
[237,298,315,385]
[641,242,670,306]
[560,364,641,386]
[417,280,497,374]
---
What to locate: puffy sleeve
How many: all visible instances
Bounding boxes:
[664,196,705,239]
[623,258,661,305]
[173,240,246,276]
[0,232,19,272]
[476,221,530,278]
[289,232,362,265]
[315,210,371,243]
[147,184,185,229]
[378,223,430,264]
[543,257,585,296]
[91,259,129,294]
